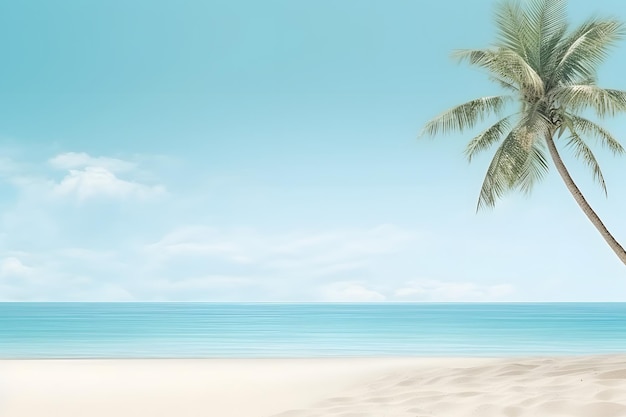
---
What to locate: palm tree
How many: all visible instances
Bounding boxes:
[422,0,626,266]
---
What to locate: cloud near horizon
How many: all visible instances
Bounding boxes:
[51,166,165,201]
[0,150,532,302]
[0,222,420,301]
[49,152,137,173]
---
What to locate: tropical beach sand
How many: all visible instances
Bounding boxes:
[0,356,625,417]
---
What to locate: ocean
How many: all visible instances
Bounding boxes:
[1,302,625,358]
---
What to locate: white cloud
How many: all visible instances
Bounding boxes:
[0,152,165,203]
[52,166,165,201]
[146,224,415,270]
[49,152,136,173]
[1,144,623,302]
[0,151,530,302]
[316,278,513,303]
[135,224,418,301]
[0,156,22,177]
[320,281,387,302]
[145,227,240,259]
[56,248,117,262]
[394,279,515,302]
[0,257,33,277]
[0,224,417,301]
[0,250,138,302]
[151,275,253,291]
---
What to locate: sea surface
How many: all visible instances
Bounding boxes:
[1,303,625,359]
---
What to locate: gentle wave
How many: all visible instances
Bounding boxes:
[1,303,625,358]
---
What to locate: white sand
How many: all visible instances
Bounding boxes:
[0,356,625,417]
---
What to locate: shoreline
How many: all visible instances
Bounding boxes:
[1,355,625,417]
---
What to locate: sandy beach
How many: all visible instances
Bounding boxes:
[1,356,625,417]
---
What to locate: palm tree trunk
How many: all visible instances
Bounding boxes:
[544,133,626,266]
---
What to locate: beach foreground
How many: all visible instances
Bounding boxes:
[1,356,625,417]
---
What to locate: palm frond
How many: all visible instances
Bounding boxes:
[489,76,520,92]
[517,139,550,195]
[524,0,568,74]
[465,115,515,162]
[425,0,626,212]
[493,0,530,58]
[421,96,511,137]
[552,18,625,84]
[477,130,530,210]
[453,48,544,98]
[566,113,625,155]
[477,144,510,210]
[477,112,551,209]
[553,84,626,116]
[562,123,608,195]
[509,111,551,195]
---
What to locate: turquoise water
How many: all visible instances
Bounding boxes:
[1,303,625,358]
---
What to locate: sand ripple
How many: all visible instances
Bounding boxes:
[270,356,626,417]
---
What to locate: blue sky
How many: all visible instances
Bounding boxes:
[0,0,625,301]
